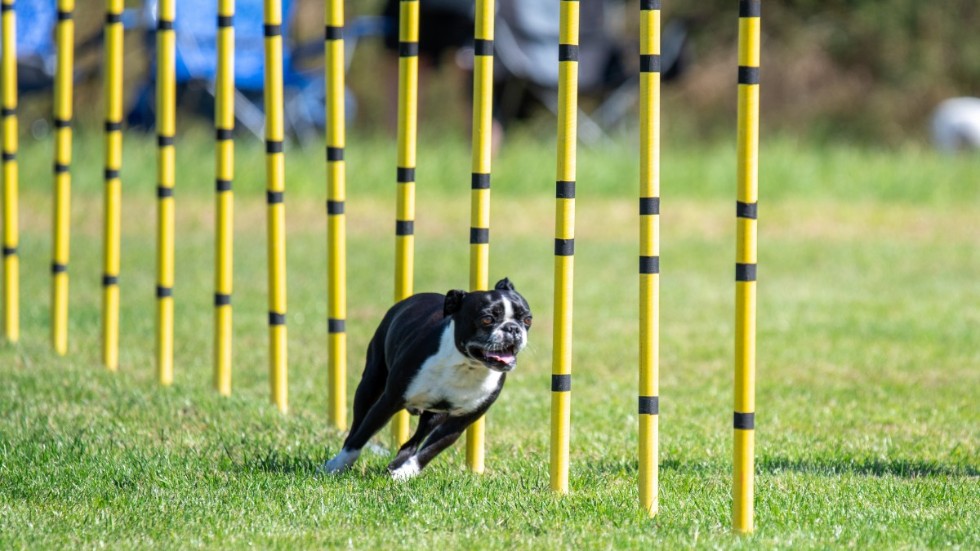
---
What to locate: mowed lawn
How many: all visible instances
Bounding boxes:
[1,131,978,549]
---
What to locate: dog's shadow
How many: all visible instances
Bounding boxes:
[239,442,395,478]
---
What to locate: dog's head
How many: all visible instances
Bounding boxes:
[444,278,532,372]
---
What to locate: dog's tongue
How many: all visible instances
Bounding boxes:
[486,351,515,365]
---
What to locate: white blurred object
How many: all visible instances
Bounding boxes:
[931,97,980,152]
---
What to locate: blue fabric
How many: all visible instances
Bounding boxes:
[155,0,298,90]
[14,0,56,60]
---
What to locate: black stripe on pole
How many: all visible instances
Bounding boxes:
[53,117,71,128]
[325,25,343,40]
[640,255,660,274]
[157,135,174,147]
[470,228,490,244]
[734,411,755,430]
[736,263,757,282]
[217,14,233,27]
[327,200,344,215]
[640,197,660,215]
[57,10,73,21]
[1,246,16,257]
[640,0,661,9]
[399,41,419,57]
[551,374,571,392]
[471,173,490,189]
[105,12,122,24]
[51,262,68,274]
[104,168,120,180]
[104,120,122,132]
[397,166,415,183]
[396,220,414,236]
[640,54,661,73]
[1,107,14,117]
[0,3,11,12]
[216,179,232,192]
[263,24,282,37]
[266,140,284,154]
[558,44,579,62]
[54,163,70,174]
[102,274,119,286]
[556,180,575,199]
[739,0,761,18]
[555,239,575,256]
[474,39,493,56]
[737,201,758,219]
[266,191,284,204]
[639,396,659,415]
[328,318,346,333]
[269,312,286,325]
[157,186,174,199]
[216,127,233,140]
[2,152,15,162]
[738,66,760,85]
[157,19,174,31]
[326,146,344,161]
[214,293,232,306]
[156,285,173,298]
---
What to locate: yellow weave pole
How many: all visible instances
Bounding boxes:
[549,0,579,495]
[214,0,235,396]
[638,0,661,517]
[1,0,18,344]
[464,0,494,475]
[325,0,347,429]
[51,0,75,355]
[264,0,288,413]
[734,0,760,534]
[102,0,124,370]
[390,0,418,447]
[155,0,176,386]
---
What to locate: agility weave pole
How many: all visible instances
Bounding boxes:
[638,0,661,516]
[464,0,495,475]
[549,0,579,495]
[156,0,177,386]
[264,0,288,413]
[51,0,74,356]
[390,0,419,447]
[325,0,348,430]
[214,0,235,396]
[102,0,124,371]
[1,0,18,344]
[733,0,760,534]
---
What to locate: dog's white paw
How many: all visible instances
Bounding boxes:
[389,457,421,481]
[317,448,360,475]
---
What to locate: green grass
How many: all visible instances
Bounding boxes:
[2,131,979,549]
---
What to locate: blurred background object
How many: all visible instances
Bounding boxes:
[6,0,980,146]
[930,97,980,153]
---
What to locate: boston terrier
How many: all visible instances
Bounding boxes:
[321,278,532,480]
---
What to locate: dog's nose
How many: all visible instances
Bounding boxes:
[502,323,523,338]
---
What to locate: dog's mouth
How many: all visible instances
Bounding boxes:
[466,343,519,371]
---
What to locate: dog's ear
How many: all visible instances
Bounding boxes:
[444,290,467,316]
[494,278,515,291]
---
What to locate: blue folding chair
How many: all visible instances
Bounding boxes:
[127,0,331,143]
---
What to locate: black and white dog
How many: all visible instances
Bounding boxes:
[321,278,532,480]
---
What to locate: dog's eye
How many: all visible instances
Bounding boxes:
[481,316,494,327]
[522,316,533,327]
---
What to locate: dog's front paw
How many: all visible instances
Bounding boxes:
[389,457,421,481]
[317,448,360,475]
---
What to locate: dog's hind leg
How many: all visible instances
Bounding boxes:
[322,391,403,474]
[347,336,388,440]
[388,411,447,471]
[388,410,483,481]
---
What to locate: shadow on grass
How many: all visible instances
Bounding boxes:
[760,455,979,478]
[241,447,322,476]
[582,456,978,479]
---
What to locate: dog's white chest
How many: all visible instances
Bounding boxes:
[403,322,502,415]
